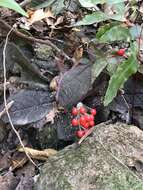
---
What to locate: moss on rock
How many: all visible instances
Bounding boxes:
[34,123,143,190]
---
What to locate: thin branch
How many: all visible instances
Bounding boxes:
[0,101,14,118]
[0,19,75,64]
[2,24,38,169]
[97,136,142,181]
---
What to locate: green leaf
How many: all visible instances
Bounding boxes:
[75,11,109,26]
[99,25,131,42]
[92,57,108,83]
[51,0,65,15]
[96,23,116,39]
[106,56,124,75]
[79,0,106,7]
[79,0,125,8]
[31,0,56,9]
[104,55,138,106]
[0,0,28,17]
[129,25,143,40]
[109,2,126,22]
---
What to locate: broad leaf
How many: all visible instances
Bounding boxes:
[56,63,91,107]
[109,2,126,22]
[106,56,124,75]
[96,23,117,39]
[0,0,28,17]
[104,55,138,106]
[99,25,131,42]
[79,0,125,8]
[92,57,108,83]
[33,0,66,15]
[79,0,106,7]
[75,11,109,26]
[130,25,143,40]
[76,0,126,25]
[0,90,53,125]
[32,0,55,9]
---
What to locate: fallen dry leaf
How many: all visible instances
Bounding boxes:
[18,147,57,161]
[73,46,83,62]
[28,9,54,25]
[11,156,28,171]
[46,106,58,124]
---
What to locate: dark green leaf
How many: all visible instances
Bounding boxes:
[96,23,115,39]
[31,0,55,9]
[0,0,28,17]
[75,11,109,26]
[92,57,108,83]
[106,56,124,75]
[79,0,106,7]
[79,0,125,8]
[99,25,131,42]
[104,55,138,106]
[130,25,143,40]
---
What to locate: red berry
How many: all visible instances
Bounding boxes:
[79,107,87,114]
[90,109,97,116]
[89,115,94,121]
[79,117,86,126]
[116,49,126,56]
[72,107,78,115]
[83,122,89,129]
[71,119,78,126]
[84,115,91,122]
[76,130,85,138]
[89,120,95,127]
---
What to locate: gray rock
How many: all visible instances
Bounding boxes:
[0,122,7,143]
[36,112,76,149]
[34,123,143,190]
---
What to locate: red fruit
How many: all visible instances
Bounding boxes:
[90,109,97,116]
[79,107,87,114]
[83,122,89,129]
[76,130,85,138]
[89,114,94,121]
[72,107,78,116]
[79,117,86,125]
[84,115,91,122]
[71,119,78,126]
[89,120,95,127]
[116,49,126,56]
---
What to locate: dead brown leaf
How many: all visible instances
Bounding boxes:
[28,9,54,25]
[73,46,83,62]
[46,106,58,124]
[11,156,28,171]
[18,147,57,161]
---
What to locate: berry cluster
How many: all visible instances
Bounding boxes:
[71,104,97,138]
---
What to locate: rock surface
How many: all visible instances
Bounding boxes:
[34,122,143,190]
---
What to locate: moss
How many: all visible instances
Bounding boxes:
[56,175,73,190]
[35,43,54,60]
[34,123,143,190]
[95,168,143,190]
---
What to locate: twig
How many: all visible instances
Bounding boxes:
[0,101,14,118]
[2,24,38,169]
[0,19,75,64]
[97,136,142,181]
[78,126,95,145]
[78,119,114,145]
